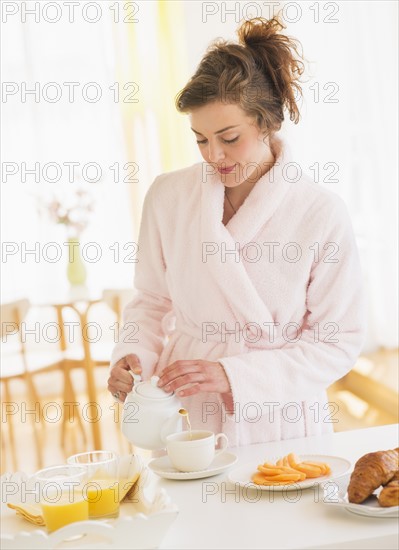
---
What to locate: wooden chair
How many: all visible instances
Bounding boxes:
[1,299,59,470]
[0,299,85,471]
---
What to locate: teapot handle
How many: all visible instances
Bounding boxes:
[128,370,142,386]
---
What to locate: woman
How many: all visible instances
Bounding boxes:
[108,17,365,446]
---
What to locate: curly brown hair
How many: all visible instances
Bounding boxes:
[175,16,305,135]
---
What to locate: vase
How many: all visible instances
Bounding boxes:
[66,237,87,286]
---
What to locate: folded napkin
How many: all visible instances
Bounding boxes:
[7,502,45,526]
[7,454,144,527]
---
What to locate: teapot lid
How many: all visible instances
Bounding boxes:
[135,376,173,399]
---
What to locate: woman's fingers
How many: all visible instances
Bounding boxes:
[107,375,132,396]
[109,364,134,386]
[158,361,201,387]
[108,355,139,398]
[114,357,129,370]
[158,360,209,393]
[107,385,127,402]
[114,377,133,393]
[163,372,206,393]
[158,360,231,395]
[177,384,201,397]
[125,354,142,375]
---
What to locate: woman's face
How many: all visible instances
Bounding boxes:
[189,101,274,188]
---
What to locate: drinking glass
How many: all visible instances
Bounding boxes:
[67,451,120,519]
[35,465,88,533]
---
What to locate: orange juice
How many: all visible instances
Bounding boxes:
[86,479,119,518]
[41,493,88,533]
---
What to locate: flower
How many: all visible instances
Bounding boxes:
[36,186,95,237]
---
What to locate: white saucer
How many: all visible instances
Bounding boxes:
[148,452,238,480]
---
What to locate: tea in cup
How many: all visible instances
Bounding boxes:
[166,430,228,472]
[35,465,88,533]
[67,451,119,519]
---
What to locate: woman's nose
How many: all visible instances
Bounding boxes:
[207,142,225,163]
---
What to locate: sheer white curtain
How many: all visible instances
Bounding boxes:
[280,0,398,350]
[2,1,397,352]
[183,0,398,351]
[1,7,134,300]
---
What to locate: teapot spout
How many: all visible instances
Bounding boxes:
[160,411,183,444]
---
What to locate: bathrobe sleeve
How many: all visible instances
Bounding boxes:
[110,178,172,378]
[218,196,366,406]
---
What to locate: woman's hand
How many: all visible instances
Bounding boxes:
[107,354,142,402]
[157,360,231,397]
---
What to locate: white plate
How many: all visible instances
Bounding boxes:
[148,452,238,480]
[228,454,351,492]
[322,474,399,518]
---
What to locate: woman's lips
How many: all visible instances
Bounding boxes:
[217,164,236,174]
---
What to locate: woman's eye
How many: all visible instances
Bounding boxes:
[196,137,239,145]
[222,137,239,144]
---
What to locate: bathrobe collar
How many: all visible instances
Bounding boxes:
[199,134,294,329]
[202,134,293,244]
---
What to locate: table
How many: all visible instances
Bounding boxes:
[159,424,399,550]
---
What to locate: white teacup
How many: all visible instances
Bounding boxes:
[166,430,228,472]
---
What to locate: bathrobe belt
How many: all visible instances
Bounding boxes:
[172,319,287,358]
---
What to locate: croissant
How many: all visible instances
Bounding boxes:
[347,448,399,504]
[386,470,399,483]
[378,477,399,507]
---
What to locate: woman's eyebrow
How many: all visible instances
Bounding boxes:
[191,125,240,136]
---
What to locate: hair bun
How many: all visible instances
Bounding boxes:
[238,16,285,49]
[176,14,305,129]
[235,15,305,124]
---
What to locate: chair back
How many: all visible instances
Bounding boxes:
[1,298,30,336]
[1,298,30,371]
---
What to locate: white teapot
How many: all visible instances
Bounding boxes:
[122,375,183,450]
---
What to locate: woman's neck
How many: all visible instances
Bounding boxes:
[225,146,276,209]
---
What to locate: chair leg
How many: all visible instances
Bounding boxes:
[2,380,18,472]
[23,374,44,470]
[0,426,7,474]
[61,362,87,456]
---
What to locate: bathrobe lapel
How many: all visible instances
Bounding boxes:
[199,136,293,329]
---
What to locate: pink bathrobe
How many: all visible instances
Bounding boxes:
[111,135,366,446]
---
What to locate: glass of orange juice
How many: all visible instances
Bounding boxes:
[35,465,88,533]
[67,451,120,519]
